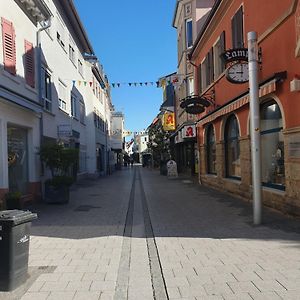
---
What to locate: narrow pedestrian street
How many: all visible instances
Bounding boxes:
[1,167,300,300]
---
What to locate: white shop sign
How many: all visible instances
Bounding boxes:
[167,160,178,178]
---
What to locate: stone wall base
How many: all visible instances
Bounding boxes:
[201,175,300,218]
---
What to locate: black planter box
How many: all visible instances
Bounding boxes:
[44,183,69,204]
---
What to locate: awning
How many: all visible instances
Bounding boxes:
[0,85,43,114]
[197,72,286,126]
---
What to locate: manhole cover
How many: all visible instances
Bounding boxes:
[182,180,193,184]
[74,205,101,212]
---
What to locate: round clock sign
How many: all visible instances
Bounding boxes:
[225,62,249,84]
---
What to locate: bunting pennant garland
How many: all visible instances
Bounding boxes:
[66,77,181,90]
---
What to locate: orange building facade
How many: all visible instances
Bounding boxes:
[190,0,300,216]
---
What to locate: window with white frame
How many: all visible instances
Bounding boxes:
[58,80,67,111]
[71,93,77,118]
[56,13,66,49]
[185,19,193,48]
[187,76,194,96]
[69,45,75,64]
[41,67,52,111]
[79,100,85,124]
[213,31,226,79]
[78,59,83,76]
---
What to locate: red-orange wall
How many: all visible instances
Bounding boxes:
[194,0,300,136]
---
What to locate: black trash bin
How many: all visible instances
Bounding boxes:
[0,210,37,291]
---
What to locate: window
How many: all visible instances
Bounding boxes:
[231,6,244,48]
[79,100,85,124]
[260,100,285,190]
[24,40,35,87]
[185,19,193,48]
[56,13,65,49]
[41,67,52,111]
[1,17,16,75]
[225,115,240,178]
[69,45,75,64]
[187,77,194,96]
[58,80,67,111]
[213,31,226,79]
[200,49,214,91]
[71,93,77,118]
[78,59,83,76]
[206,125,216,174]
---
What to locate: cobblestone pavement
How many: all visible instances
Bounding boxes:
[1,166,300,300]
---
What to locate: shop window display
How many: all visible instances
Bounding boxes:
[225,115,241,178]
[260,100,285,190]
[206,124,216,174]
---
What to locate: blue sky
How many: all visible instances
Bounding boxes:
[73,0,177,135]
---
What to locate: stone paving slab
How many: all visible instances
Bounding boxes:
[141,168,300,300]
[1,167,300,299]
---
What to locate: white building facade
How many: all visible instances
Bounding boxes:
[0,0,115,206]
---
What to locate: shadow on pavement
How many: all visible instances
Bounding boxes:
[26,167,300,247]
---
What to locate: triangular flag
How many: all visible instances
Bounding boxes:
[156,81,159,87]
[140,83,143,86]
[78,81,81,86]
[129,83,132,86]
[117,83,120,87]
[151,82,154,85]
[72,80,76,86]
[134,83,137,86]
[112,83,115,88]
[89,82,93,87]
[145,82,148,86]
[84,81,87,86]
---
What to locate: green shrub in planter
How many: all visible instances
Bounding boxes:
[40,144,78,204]
[5,191,22,209]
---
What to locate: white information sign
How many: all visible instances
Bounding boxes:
[167,160,178,178]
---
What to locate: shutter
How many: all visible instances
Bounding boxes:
[209,48,214,82]
[1,18,16,75]
[220,31,226,71]
[24,40,35,88]
[197,64,202,94]
[231,14,237,48]
[237,7,244,48]
[205,54,209,87]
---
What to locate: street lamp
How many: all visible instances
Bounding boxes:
[248,31,262,225]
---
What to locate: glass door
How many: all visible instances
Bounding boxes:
[7,125,29,193]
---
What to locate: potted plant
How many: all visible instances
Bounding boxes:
[5,191,22,209]
[39,143,78,204]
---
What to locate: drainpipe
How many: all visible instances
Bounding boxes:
[37,19,51,145]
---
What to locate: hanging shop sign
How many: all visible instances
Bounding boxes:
[180,95,211,115]
[182,125,196,138]
[163,112,175,131]
[221,48,248,64]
